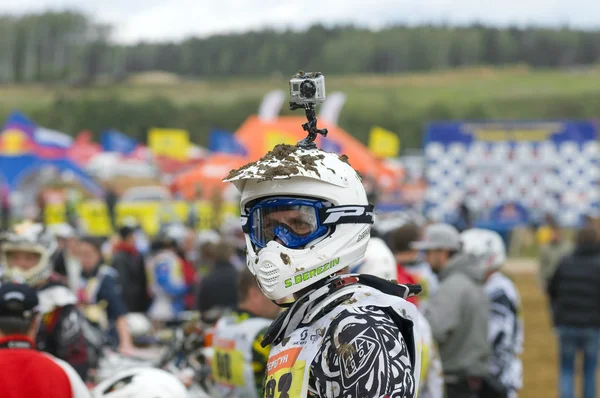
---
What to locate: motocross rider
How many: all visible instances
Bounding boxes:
[461,228,524,397]
[223,143,422,397]
[0,221,91,380]
[211,267,281,397]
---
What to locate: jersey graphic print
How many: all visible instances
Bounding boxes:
[309,306,415,398]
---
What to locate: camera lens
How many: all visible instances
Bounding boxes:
[300,80,316,98]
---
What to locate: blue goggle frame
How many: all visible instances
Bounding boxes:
[242,197,375,250]
[244,197,328,250]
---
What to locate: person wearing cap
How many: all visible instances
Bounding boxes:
[0,282,91,398]
[412,223,490,398]
[388,222,439,312]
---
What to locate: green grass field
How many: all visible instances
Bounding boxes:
[4,65,600,147]
[5,66,600,109]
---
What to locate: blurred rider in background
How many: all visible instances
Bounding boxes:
[211,268,281,397]
[76,236,134,356]
[146,226,192,324]
[0,221,91,380]
[0,282,90,398]
[461,228,523,398]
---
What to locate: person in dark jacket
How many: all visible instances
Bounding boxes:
[195,242,238,324]
[111,224,150,313]
[548,226,600,398]
[76,237,134,355]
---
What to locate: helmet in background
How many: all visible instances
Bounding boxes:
[460,228,506,273]
[350,237,397,280]
[1,221,57,286]
[92,367,188,398]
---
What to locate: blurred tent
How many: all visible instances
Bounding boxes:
[235,115,386,176]
[0,112,104,197]
[0,154,104,197]
[67,131,103,167]
[173,153,249,200]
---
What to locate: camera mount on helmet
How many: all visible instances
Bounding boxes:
[289,71,328,149]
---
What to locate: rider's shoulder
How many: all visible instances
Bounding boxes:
[37,283,78,314]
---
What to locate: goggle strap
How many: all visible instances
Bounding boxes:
[318,205,375,226]
[241,215,250,233]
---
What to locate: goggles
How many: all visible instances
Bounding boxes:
[242,197,374,250]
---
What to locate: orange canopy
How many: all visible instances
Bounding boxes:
[234,116,381,176]
[174,153,248,200]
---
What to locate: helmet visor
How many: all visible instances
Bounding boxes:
[247,197,328,249]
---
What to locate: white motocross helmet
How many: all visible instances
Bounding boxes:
[92,367,188,398]
[350,237,397,280]
[460,228,506,273]
[223,144,374,301]
[0,221,57,286]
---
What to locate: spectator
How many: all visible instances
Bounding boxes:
[76,237,134,355]
[454,200,472,232]
[196,242,238,324]
[461,228,524,398]
[0,183,10,231]
[104,185,118,229]
[538,217,573,291]
[50,223,81,293]
[413,223,489,398]
[0,283,90,398]
[111,224,150,314]
[388,222,439,310]
[146,231,190,323]
[196,229,221,273]
[548,226,600,398]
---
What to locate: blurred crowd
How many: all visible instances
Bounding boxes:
[0,202,598,398]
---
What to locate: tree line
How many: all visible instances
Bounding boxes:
[1,10,600,83]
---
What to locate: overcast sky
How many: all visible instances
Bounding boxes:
[1,0,598,44]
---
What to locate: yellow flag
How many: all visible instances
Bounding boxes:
[148,128,190,161]
[369,126,400,158]
[265,130,297,151]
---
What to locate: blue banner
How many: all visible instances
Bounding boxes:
[320,137,343,154]
[100,130,138,154]
[423,121,599,228]
[208,130,247,156]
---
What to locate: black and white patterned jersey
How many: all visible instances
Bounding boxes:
[308,306,416,398]
[262,275,421,398]
[485,272,523,393]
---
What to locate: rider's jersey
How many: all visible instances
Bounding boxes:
[416,313,444,398]
[211,310,273,398]
[485,272,523,394]
[37,279,91,381]
[77,265,123,330]
[146,249,188,321]
[263,276,422,398]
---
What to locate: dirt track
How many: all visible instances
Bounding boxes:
[505,258,599,398]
